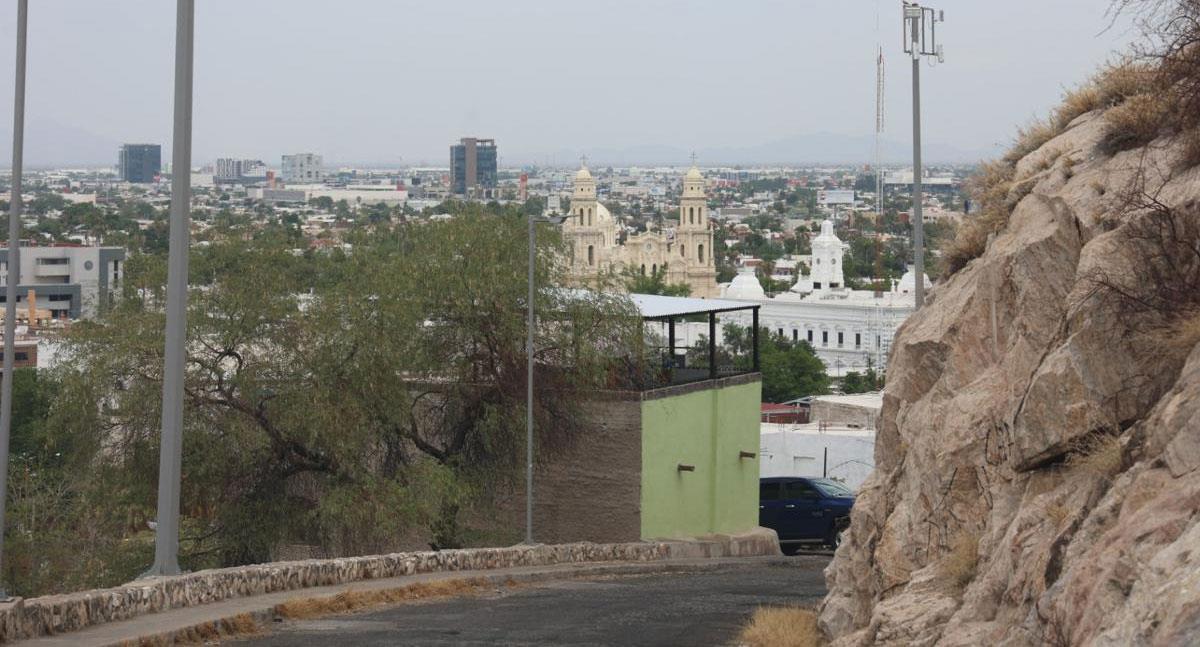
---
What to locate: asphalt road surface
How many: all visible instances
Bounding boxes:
[239,556,828,647]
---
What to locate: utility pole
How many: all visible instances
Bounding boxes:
[146,0,194,578]
[525,212,569,545]
[903,2,944,309]
[0,0,29,600]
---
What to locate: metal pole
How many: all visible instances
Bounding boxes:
[525,215,535,545]
[910,13,926,309]
[146,0,194,578]
[0,0,29,600]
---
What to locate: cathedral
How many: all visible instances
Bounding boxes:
[560,164,719,298]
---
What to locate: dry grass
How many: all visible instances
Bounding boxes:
[940,532,980,591]
[941,159,1020,277]
[1066,432,1124,480]
[274,577,495,620]
[1003,119,1060,166]
[1094,61,1159,108]
[1099,92,1171,154]
[738,606,823,647]
[1160,309,1200,353]
[167,613,262,645]
[1053,83,1103,130]
[1045,502,1072,530]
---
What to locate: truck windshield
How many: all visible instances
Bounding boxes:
[811,479,854,497]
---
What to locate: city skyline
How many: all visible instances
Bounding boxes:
[1,1,1136,168]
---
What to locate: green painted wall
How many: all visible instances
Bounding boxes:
[639,379,762,539]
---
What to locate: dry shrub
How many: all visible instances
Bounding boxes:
[1099,92,1171,154]
[1054,83,1103,130]
[940,160,1018,276]
[1045,502,1071,529]
[275,577,491,620]
[1087,195,1200,333]
[739,606,823,647]
[1004,120,1060,166]
[1066,432,1124,479]
[1179,126,1200,168]
[1094,60,1160,107]
[940,531,979,590]
[172,613,261,644]
[1160,309,1200,353]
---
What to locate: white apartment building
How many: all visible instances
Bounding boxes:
[0,246,126,319]
[281,153,324,184]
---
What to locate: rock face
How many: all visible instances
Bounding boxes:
[819,111,1200,646]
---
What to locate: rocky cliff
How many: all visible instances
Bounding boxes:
[819,102,1200,645]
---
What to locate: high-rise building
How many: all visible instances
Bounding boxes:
[215,158,268,183]
[118,144,162,183]
[0,246,126,319]
[449,137,497,196]
[281,153,324,184]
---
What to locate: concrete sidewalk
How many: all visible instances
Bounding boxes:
[13,557,788,647]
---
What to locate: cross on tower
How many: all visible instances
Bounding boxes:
[690,151,697,166]
[580,154,588,169]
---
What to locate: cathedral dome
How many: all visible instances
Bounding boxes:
[725,266,766,300]
[576,167,593,181]
[895,267,932,294]
[685,166,703,181]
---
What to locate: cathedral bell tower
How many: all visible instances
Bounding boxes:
[563,162,605,275]
[674,163,717,297]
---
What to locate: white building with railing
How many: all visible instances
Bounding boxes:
[721,219,928,376]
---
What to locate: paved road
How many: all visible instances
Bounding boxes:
[239,556,828,647]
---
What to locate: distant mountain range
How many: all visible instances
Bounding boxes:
[513,133,997,168]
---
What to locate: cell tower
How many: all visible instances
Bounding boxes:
[874,45,886,297]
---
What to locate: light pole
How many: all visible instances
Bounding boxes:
[525,212,569,545]
[145,0,195,578]
[0,0,29,600]
[903,2,943,309]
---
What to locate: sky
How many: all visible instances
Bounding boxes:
[0,0,1138,168]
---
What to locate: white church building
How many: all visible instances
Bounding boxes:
[721,219,929,376]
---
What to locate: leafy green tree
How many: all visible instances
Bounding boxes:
[623,264,691,296]
[840,369,882,394]
[691,325,829,402]
[30,213,641,594]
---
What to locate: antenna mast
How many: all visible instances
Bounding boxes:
[875,45,885,296]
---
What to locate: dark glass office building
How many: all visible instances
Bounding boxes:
[118,144,162,183]
[449,137,497,196]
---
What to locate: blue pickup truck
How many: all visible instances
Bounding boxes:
[759,476,855,552]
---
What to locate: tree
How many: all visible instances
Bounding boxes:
[32,213,641,594]
[692,325,829,403]
[840,368,882,394]
[623,264,691,296]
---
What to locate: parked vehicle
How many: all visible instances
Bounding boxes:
[759,476,855,552]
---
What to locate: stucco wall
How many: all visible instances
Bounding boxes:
[639,375,762,539]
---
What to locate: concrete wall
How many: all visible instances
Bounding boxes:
[523,397,643,544]
[639,375,761,539]
[759,426,876,490]
[809,395,881,429]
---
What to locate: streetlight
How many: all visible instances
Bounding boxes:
[903,2,944,309]
[0,0,29,600]
[525,211,570,545]
[145,0,195,578]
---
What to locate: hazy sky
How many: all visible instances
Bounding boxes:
[0,0,1137,167]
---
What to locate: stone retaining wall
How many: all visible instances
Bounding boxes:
[0,528,778,643]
